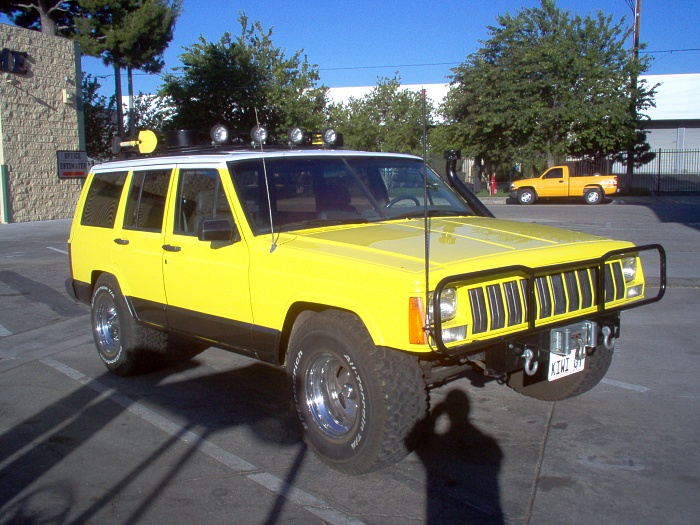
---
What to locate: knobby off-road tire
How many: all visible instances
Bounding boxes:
[91,275,206,376]
[517,188,536,205]
[287,310,428,474]
[506,343,614,401]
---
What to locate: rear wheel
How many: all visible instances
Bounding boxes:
[506,343,613,401]
[287,310,428,474]
[517,188,536,205]
[91,274,161,376]
[584,188,603,205]
[91,275,206,375]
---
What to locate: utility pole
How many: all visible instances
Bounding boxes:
[625,0,642,190]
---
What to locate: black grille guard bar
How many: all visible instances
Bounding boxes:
[430,244,666,355]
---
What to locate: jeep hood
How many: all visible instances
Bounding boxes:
[288,217,631,275]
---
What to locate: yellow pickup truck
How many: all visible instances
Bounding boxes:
[509,166,619,205]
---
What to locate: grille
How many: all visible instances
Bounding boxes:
[469,261,625,335]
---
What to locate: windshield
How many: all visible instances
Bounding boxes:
[228,155,476,235]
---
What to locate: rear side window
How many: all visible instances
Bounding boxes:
[123,169,172,231]
[80,171,128,228]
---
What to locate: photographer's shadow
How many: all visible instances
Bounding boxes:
[411,389,505,524]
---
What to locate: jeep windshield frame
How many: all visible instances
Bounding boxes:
[228,155,477,235]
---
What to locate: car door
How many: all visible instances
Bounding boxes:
[111,168,173,326]
[161,166,254,351]
[536,167,568,197]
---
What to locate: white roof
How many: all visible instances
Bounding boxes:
[327,73,700,122]
[643,74,700,120]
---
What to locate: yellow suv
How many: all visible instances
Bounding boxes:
[66,127,665,474]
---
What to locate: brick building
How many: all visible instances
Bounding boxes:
[0,23,84,223]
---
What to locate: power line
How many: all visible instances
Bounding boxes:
[84,48,699,80]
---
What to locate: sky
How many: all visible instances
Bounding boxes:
[69,0,700,96]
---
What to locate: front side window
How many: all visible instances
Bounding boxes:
[80,171,128,228]
[544,168,564,179]
[228,156,474,235]
[123,169,172,231]
[173,169,233,236]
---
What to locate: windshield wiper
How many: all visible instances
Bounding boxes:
[281,217,369,231]
[389,210,471,220]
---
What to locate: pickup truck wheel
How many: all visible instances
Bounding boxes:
[287,310,428,474]
[506,343,613,401]
[91,274,161,376]
[584,188,603,205]
[517,188,536,205]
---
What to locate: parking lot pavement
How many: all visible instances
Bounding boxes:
[1,200,699,524]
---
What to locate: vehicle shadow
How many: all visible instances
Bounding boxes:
[0,270,86,318]
[409,388,505,524]
[504,196,614,205]
[1,354,508,524]
[0,357,303,524]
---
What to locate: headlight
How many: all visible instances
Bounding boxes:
[621,256,637,282]
[428,287,458,322]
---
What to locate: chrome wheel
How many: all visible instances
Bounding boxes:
[94,295,120,357]
[304,352,358,438]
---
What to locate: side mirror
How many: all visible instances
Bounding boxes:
[198,218,239,243]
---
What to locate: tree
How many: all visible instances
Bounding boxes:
[329,76,433,155]
[159,14,327,133]
[126,92,175,131]
[74,0,181,137]
[444,0,655,174]
[82,74,117,161]
[0,0,83,36]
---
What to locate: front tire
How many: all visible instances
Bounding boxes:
[506,343,614,401]
[287,310,428,474]
[517,188,536,205]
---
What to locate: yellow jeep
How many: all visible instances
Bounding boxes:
[66,128,665,474]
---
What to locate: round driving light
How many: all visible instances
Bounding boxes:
[210,124,229,144]
[287,126,304,145]
[251,125,268,144]
[322,128,338,146]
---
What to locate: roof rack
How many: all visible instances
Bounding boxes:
[112,124,343,158]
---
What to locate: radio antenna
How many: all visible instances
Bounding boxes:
[421,89,432,343]
[254,108,277,253]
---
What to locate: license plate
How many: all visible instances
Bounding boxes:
[548,352,585,381]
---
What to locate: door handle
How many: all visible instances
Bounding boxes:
[162,244,181,252]
[114,238,129,245]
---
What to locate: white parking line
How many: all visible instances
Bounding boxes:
[601,378,650,393]
[39,357,365,525]
[0,324,11,337]
[47,247,69,255]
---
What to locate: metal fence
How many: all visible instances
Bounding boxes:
[613,149,700,194]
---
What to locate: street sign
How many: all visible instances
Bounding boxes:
[57,150,89,179]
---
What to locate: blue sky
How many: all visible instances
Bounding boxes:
[69,0,700,94]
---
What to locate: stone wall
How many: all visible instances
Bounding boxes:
[0,23,84,223]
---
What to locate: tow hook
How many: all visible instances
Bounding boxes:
[522,347,538,376]
[602,325,615,350]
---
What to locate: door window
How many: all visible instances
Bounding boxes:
[123,170,172,231]
[173,169,233,236]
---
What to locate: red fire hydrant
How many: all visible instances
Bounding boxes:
[489,175,497,196]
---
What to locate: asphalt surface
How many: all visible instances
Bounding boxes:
[1,196,699,524]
